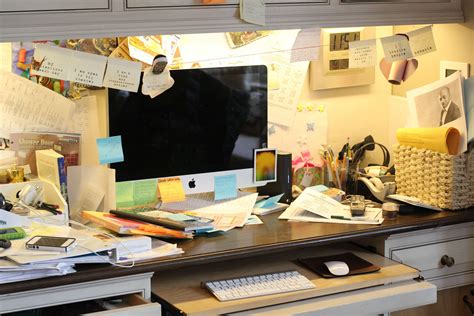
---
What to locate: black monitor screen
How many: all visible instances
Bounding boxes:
[108,65,268,182]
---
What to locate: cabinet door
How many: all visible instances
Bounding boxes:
[0,0,110,13]
[125,0,327,10]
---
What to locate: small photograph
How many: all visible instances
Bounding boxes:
[254,148,277,183]
[226,31,271,49]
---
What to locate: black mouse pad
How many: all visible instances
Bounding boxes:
[298,252,381,278]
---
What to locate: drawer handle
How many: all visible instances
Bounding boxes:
[441,255,455,267]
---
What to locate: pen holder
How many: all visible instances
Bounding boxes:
[394,145,474,210]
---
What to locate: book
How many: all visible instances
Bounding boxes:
[82,211,193,239]
[35,149,67,201]
[10,132,80,176]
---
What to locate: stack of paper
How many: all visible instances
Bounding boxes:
[279,186,384,225]
[0,259,76,284]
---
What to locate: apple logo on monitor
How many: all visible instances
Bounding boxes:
[188,178,196,189]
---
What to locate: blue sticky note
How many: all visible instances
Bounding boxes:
[214,174,237,201]
[255,193,284,208]
[96,136,124,164]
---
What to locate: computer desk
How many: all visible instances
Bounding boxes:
[1,208,474,314]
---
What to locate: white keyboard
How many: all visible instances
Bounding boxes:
[202,270,315,302]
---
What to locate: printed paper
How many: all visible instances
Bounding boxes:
[254,193,284,208]
[290,28,320,63]
[31,44,71,81]
[158,177,186,203]
[0,71,75,138]
[71,96,101,165]
[380,35,413,62]
[69,50,107,87]
[407,25,437,57]
[103,58,142,92]
[96,136,125,164]
[240,0,266,26]
[214,174,237,200]
[349,39,377,68]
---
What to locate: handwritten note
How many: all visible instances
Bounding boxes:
[349,39,377,68]
[0,71,75,139]
[70,50,107,87]
[158,177,186,203]
[116,181,135,208]
[407,25,437,57]
[240,0,266,26]
[103,58,142,92]
[380,35,413,62]
[133,179,158,205]
[31,44,71,81]
[142,66,175,98]
[214,174,237,200]
[290,28,320,63]
[96,136,124,164]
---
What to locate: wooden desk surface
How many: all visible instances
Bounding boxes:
[1,208,473,295]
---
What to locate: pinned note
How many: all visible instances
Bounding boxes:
[240,0,266,26]
[380,35,413,62]
[142,66,175,98]
[214,174,237,200]
[349,39,377,68]
[290,28,320,63]
[31,44,71,81]
[70,50,107,87]
[103,58,142,92]
[96,136,125,164]
[158,177,186,203]
[407,25,437,57]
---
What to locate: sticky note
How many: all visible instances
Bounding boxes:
[103,58,142,92]
[349,39,377,68]
[96,136,124,164]
[380,35,413,62]
[115,181,135,208]
[69,50,107,87]
[158,177,186,203]
[240,0,266,26]
[214,174,238,200]
[407,25,436,57]
[133,179,158,205]
[290,28,321,63]
[255,193,283,208]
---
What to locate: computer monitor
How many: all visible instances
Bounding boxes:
[108,65,268,194]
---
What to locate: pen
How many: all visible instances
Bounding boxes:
[330,215,380,223]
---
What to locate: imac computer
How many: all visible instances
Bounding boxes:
[108,65,268,194]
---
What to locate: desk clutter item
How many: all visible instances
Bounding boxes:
[202,270,315,302]
[298,252,380,278]
[394,145,474,210]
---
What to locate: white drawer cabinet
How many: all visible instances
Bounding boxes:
[358,222,474,290]
[0,0,111,13]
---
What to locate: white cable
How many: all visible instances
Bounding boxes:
[75,244,135,269]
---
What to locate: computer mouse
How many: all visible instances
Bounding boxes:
[324,261,350,276]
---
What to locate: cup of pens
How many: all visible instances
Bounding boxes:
[321,146,350,193]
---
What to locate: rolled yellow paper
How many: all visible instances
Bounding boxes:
[396,127,460,155]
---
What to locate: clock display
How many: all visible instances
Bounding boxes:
[330,32,361,51]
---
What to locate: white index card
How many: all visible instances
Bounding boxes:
[103,58,142,92]
[407,25,437,57]
[70,50,107,87]
[241,0,266,26]
[380,35,413,62]
[349,39,377,68]
[31,44,72,81]
[290,28,321,63]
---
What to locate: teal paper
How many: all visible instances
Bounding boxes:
[214,174,237,200]
[255,193,284,208]
[167,213,195,222]
[96,136,124,164]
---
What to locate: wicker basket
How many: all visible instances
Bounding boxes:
[394,145,474,210]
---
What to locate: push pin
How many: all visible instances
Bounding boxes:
[152,54,168,75]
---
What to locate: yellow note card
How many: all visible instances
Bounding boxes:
[158,177,186,203]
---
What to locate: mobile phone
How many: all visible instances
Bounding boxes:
[25,236,77,253]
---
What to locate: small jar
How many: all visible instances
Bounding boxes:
[383,202,399,219]
[8,167,24,183]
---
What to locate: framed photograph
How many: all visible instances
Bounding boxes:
[440,61,470,79]
[254,148,277,184]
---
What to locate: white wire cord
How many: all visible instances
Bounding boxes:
[75,244,135,269]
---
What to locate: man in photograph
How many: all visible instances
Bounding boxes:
[438,86,461,126]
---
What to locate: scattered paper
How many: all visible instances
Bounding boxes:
[142,66,175,98]
[380,35,413,62]
[290,186,346,219]
[158,177,186,203]
[71,96,101,165]
[246,214,263,225]
[407,25,436,57]
[69,50,107,87]
[214,174,237,200]
[280,205,383,225]
[0,71,75,139]
[290,28,320,63]
[103,58,142,92]
[128,36,164,65]
[96,136,125,164]
[78,183,105,212]
[240,0,266,26]
[349,39,377,68]
[254,193,284,208]
[167,213,195,221]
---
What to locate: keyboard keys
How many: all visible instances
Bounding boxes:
[203,270,315,302]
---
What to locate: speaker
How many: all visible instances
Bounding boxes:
[257,151,292,204]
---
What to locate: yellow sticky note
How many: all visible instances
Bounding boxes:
[158,177,186,203]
